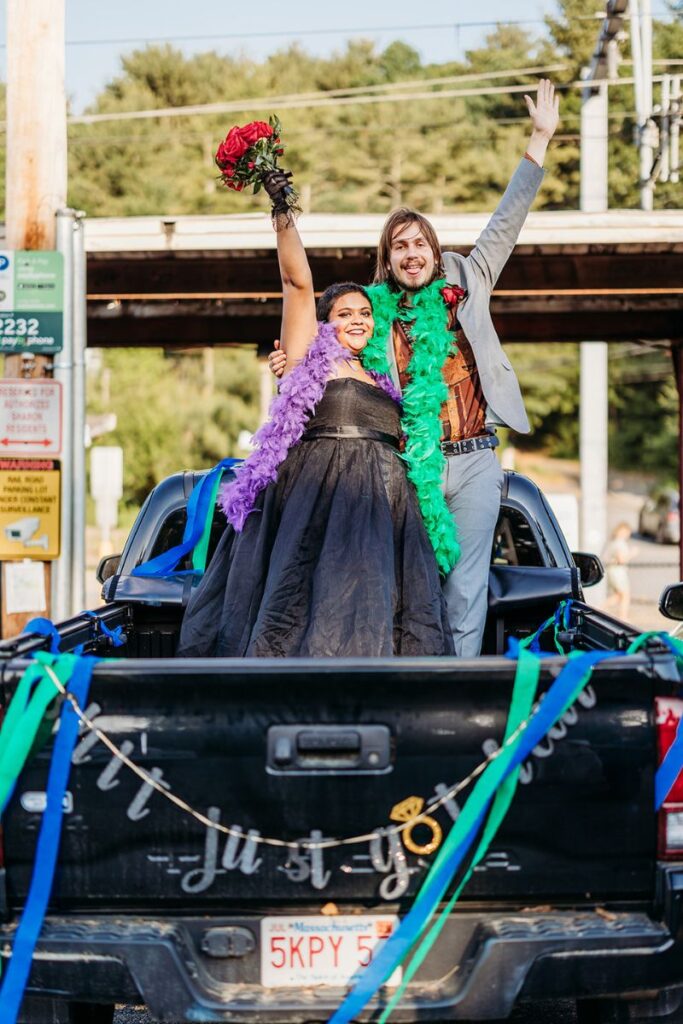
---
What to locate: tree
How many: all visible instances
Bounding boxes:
[88,347,259,505]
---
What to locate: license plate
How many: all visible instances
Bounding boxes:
[261,914,401,988]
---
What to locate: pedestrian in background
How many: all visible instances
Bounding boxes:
[604,522,637,622]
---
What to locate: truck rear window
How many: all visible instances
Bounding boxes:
[149,505,545,572]
[492,508,544,567]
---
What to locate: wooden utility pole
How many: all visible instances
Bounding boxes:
[5,0,66,261]
[2,0,67,635]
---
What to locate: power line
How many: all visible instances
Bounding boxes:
[59,62,568,130]
[62,111,641,148]
[63,75,660,127]
[0,20,629,50]
[0,11,676,49]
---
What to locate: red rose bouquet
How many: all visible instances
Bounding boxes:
[215,115,300,213]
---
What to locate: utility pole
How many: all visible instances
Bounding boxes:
[577,1,627,593]
[2,0,67,635]
[579,79,609,585]
[631,0,657,210]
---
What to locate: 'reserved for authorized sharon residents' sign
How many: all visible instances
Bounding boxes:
[0,380,62,456]
[0,251,64,353]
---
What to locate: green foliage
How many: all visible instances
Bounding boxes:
[507,342,679,486]
[506,344,580,457]
[66,33,567,217]
[608,346,678,480]
[88,347,259,505]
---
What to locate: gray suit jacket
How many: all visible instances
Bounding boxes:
[385,157,544,435]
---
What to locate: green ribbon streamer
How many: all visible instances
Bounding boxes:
[627,631,683,658]
[191,468,224,573]
[0,654,81,814]
[379,643,542,1021]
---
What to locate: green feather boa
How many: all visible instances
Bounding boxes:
[362,279,460,574]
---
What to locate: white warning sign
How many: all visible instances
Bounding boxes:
[0,380,62,456]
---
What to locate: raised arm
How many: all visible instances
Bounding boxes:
[273,212,317,372]
[260,169,317,373]
[465,79,559,291]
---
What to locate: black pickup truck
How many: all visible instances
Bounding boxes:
[2,470,683,1024]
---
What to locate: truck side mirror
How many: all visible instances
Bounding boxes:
[659,583,683,620]
[572,552,604,588]
[96,554,121,584]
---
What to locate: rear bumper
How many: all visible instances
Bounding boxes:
[4,904,683,1023]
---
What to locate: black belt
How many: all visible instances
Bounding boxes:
[440,434,499,457]
[301,426,400,448]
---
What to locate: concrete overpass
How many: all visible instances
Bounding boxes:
[84,209,683,354]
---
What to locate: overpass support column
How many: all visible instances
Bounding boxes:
[579,82,609,594]
[579,342,609,567]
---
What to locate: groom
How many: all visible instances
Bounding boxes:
[269,80,559,656]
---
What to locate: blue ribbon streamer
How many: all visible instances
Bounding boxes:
[131,459,239,578]
[328,647,621,1024]
[0,655,96,1024]
[81,610,126,648]
[22,618,62,655]
[654,633,683,808]
[656,721,683,810]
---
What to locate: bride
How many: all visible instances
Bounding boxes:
[177,166,453,658]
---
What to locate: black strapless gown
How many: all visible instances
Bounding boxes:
[177,378,453,657]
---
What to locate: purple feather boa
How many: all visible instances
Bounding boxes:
[221,321,401,530]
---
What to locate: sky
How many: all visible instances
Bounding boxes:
[0,0,566,113]
[0,0,675,114]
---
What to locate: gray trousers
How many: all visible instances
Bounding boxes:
[442,448,504,657]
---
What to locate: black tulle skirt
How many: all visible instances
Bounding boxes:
[177,378,453,657]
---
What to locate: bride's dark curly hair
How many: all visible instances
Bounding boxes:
[316,282,371,322]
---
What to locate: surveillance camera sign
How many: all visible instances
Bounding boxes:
[0,251,64,354]
[0,459,60,559]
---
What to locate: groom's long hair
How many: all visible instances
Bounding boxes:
[373,208,444,285]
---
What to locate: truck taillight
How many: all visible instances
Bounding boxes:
[656,697,683,859]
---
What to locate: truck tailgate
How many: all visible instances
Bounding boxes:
[2,655,655,911]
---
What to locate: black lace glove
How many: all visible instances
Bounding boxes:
[261,168,296,218]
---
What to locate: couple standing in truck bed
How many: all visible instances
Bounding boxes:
[177,80,560,661]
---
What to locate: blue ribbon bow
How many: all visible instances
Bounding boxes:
[131,459,238,578]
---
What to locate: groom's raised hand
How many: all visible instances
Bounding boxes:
[268,338,287,378]
[522,79,560,166]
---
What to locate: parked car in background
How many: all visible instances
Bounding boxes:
[638,487,680,544]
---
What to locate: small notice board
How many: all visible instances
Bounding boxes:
[0,457,61,560]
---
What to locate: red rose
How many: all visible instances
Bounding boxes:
[239,121,273,146]
[215,126,249,167]
[442,285,466,307]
